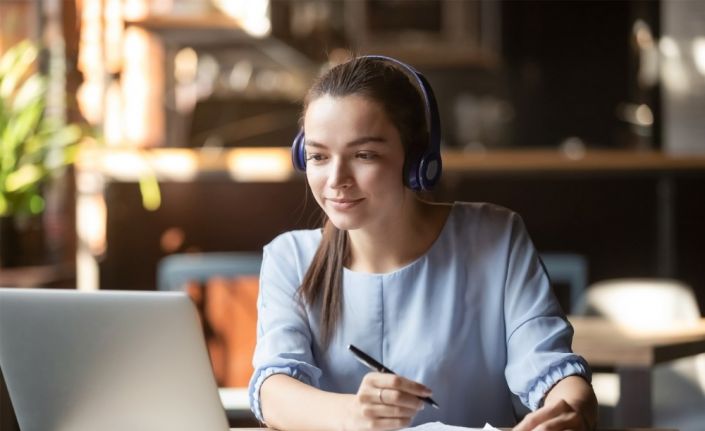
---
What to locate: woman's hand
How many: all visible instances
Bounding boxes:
[343,372,431,431]
[513,399,592,431]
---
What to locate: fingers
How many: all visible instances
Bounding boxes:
[363,372,433,398]
[354,403,416,431]
[360,403,419,420]
[359,373,429,410]
[531,411,582,431]
[351,373,428,431]
[513,399,582,431]
[367,388,425,410]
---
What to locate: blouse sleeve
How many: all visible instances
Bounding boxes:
[502,213,591,411]
[248,235,322,422]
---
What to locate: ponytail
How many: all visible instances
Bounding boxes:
[298,218,348,347]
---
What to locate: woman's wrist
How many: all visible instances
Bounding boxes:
[543,375,597,431]
[339,397,353,431]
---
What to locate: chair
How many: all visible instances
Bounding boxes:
[158,252,262,292]
[540,252,588,314]
[579,278,705,431]
[157,252,262,425]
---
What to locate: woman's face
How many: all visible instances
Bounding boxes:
[303,94,409,232]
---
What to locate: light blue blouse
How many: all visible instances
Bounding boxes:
[248,202,590,427]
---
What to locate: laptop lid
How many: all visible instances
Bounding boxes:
[0,289,230,431]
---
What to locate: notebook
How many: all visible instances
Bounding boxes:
[405,422,500,431]
[0,288,230,431]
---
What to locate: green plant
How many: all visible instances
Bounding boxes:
[0,40,82,217]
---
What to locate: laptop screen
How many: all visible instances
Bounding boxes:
[0,289,230,431]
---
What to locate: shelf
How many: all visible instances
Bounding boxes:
[441,149,705,174]
[75,147,705,186]
[124,13,255,46]
[125,13,242,31]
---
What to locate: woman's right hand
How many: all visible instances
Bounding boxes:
[343,372,431,431]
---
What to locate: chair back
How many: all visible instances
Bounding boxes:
[157,252,262,388]
[158,252,262,292]
[540,253,588,314]
[583,278,701,329]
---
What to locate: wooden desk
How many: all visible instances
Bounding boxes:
[571,316,705,427]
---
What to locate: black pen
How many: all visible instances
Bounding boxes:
[348,344,439,409]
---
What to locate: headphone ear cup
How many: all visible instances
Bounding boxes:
[291,129,306,171]
[405,155,423,192]
[418,153,442,191]
[406,149,442,191]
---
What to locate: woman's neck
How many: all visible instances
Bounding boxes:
[345,200,452,274]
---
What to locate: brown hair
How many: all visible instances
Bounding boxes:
[298,56,428,347]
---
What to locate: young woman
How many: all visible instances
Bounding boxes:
[248,56,597,431]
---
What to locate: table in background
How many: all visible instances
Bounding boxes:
[570,316,705,427]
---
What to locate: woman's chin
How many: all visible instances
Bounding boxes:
[326,214,364,231]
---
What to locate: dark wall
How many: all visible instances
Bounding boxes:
[100,178,322,292]
[501,0,659,149]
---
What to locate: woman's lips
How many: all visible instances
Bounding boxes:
[326,197,364,210]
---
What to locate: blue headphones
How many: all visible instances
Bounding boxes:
[291,55,442,191]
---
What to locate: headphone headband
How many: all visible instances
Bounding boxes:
[292,55,442,191]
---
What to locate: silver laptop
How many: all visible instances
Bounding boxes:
[0,288,230,431]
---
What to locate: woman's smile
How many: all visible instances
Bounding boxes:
[326,197,365,211]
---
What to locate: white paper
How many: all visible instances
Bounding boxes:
[402,421,501,431]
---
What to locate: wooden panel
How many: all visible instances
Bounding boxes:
[188,276,259,388]
[0,2,37,53]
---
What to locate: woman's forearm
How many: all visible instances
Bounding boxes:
[260,374,353,431]
[544,375,598,430]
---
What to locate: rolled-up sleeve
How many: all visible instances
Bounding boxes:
[502,213,591,411]
[248,236,322,422]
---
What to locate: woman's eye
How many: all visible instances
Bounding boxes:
[306,153,326,162]
[355,152,378,160]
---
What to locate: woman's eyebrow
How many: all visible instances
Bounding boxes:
[305,136,386,148]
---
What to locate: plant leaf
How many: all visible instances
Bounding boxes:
[45,125,82,170]
[0,40,32,78]
[139,174,162,211]
[0,40,38,99]
[1,96,44,168]
[29,194,44,214]
[0,193,8,216]
[0,39,87,216]
[11,74,46,112]
[5,164,43,192]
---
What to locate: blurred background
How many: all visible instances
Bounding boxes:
[1,0,705,430]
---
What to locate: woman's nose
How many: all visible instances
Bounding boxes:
[328,159,353,189]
